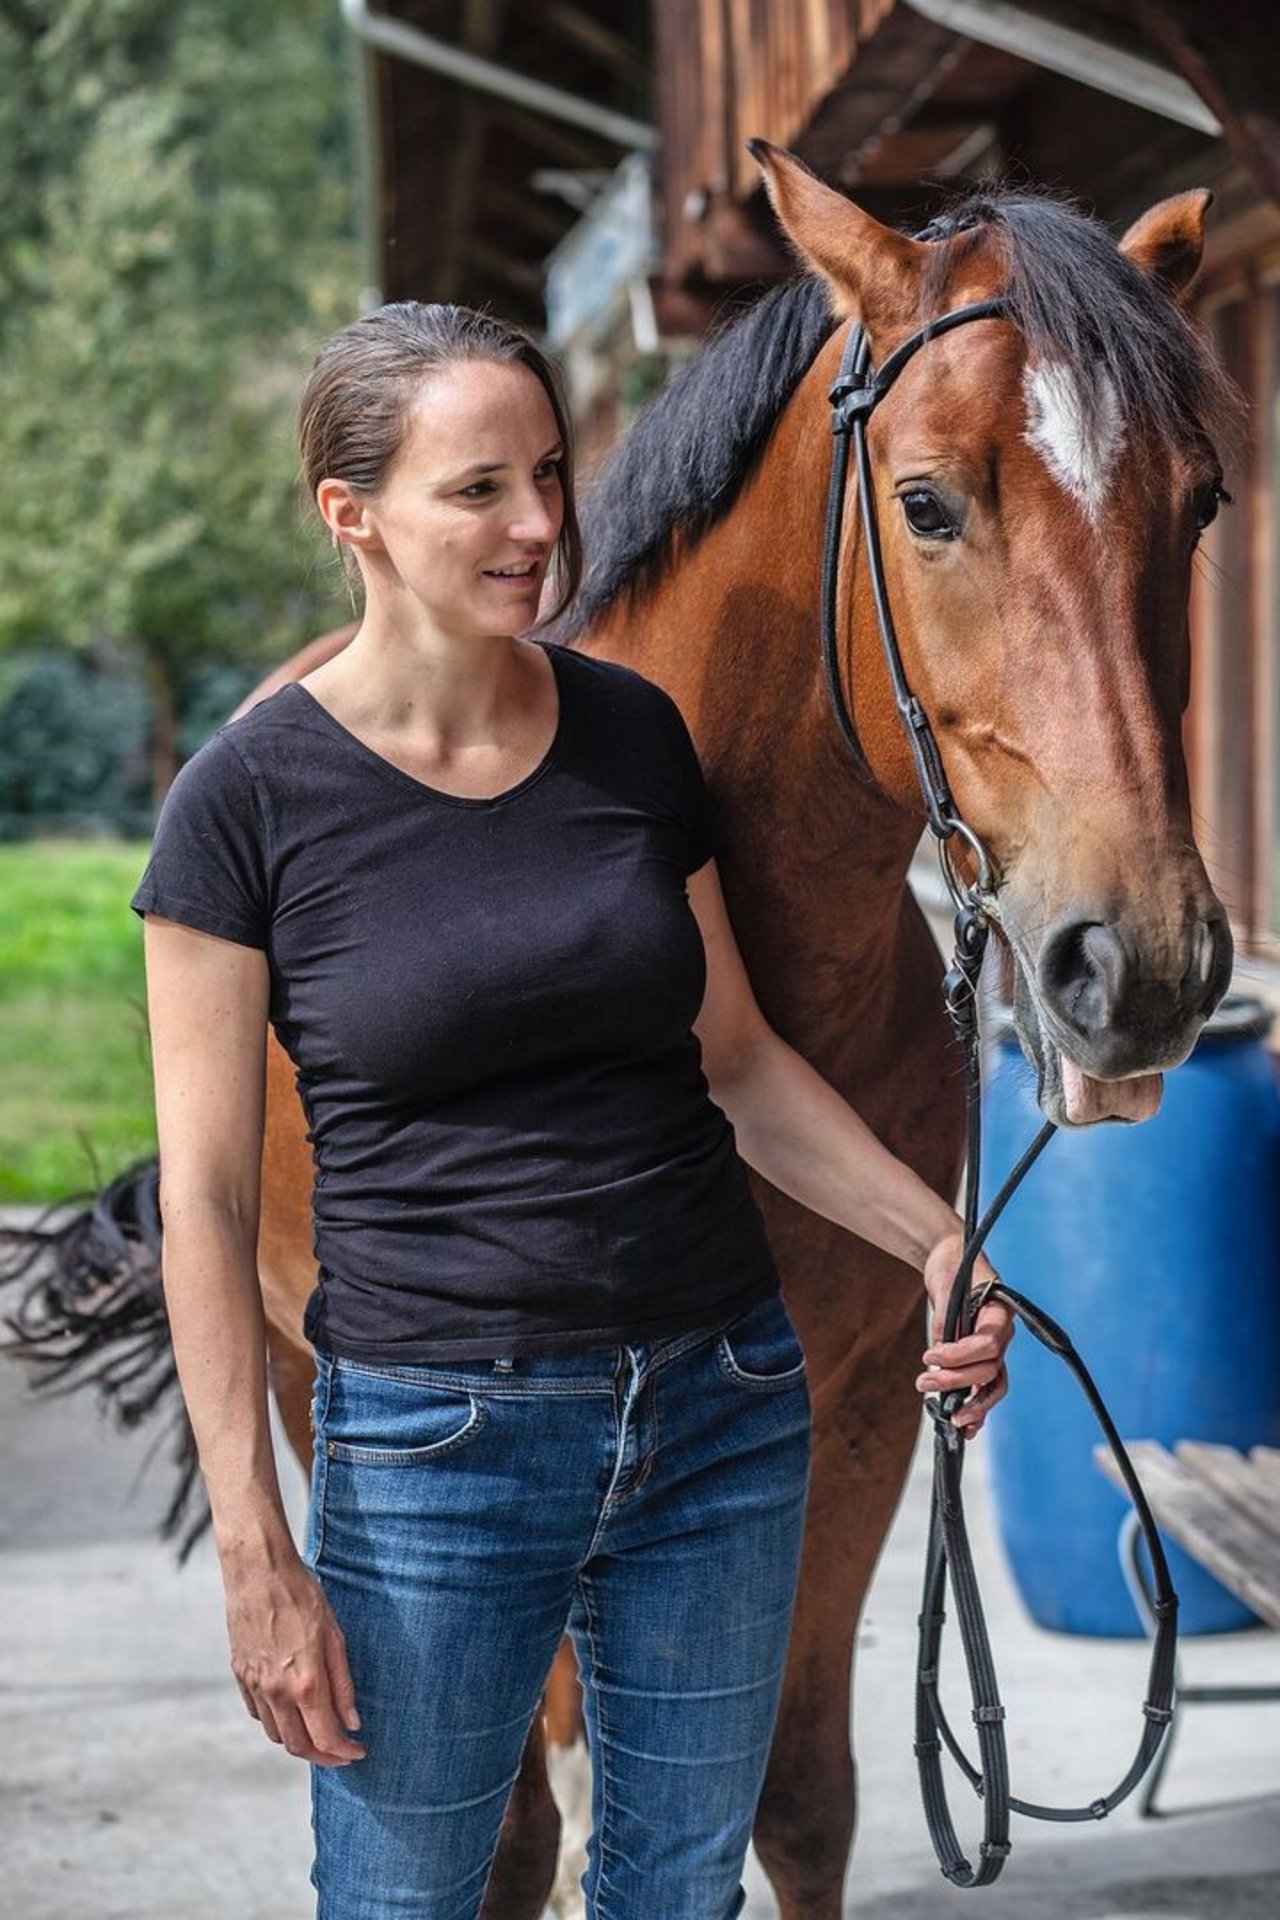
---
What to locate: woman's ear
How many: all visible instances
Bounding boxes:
[317,478,378,557]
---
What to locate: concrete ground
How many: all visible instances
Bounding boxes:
[1,1325,1276,1919]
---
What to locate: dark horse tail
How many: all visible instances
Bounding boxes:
[0,1158,208,1560]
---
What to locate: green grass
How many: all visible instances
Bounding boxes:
[0,839,158,1202]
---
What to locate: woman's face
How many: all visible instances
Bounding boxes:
[358,358,565,640]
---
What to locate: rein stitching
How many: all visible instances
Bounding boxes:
[823,306,1179,1888]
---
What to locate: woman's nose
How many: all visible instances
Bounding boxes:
[508,489,560,546]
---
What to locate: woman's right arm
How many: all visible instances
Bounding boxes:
[141,914,365,1766]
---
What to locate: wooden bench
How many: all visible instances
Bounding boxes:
[1094,1441,1280,1815]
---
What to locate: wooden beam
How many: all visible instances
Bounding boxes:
[465,236,545,295]
[696,199,792,285]
[1177,1442,1280,1534]
[485,98,607,171]
[1097,1441,1280,1630]
[796,9,966,187]
[476,179,570,248]
[1120,0,1280,207]
[438,0,508,303]
[543,3,649,92]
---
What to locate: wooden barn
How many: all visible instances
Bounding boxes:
[344,0,1280,983]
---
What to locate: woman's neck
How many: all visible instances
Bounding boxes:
[306,614,542,750]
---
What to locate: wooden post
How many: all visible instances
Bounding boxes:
[1124,0,1280,207]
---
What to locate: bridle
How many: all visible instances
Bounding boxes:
[822,302,1179,1886]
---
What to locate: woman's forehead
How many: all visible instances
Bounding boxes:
[400,359,558,465]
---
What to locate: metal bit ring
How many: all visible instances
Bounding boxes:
[938,818,996,913]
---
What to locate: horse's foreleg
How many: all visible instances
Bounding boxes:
[754,1296,925,1920]
[480,1709,562,1920]
[543,1639,589,1916]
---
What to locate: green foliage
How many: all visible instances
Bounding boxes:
[0,839,157,1201]
[0,652,151,835]
[0,0,363,793]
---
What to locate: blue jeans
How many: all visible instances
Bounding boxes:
[304,1290,811,1919]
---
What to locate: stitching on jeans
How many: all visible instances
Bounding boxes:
[578,1571,623,1919]
[581,1354,639,1562]
[309,1357,336,1568]
[631,1370,660,1500]
[714,1300,808,1392]
[642,1295,784,1380]
[608,1372,659,1506]
[309,1765,322,1908]
[647,1319,721,1374]
[324,1396,488,1465]
[329,1356,613,1398]
[320,1311,745,1398]
[715,1334,808,1392]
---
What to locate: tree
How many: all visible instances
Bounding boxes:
[0,0,363,800]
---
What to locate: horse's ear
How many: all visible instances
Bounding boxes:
[1119,190,1211,300]
[748,138,923,330]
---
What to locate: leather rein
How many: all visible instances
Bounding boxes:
[822,304,1179,1885]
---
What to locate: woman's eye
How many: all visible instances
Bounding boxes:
[459,481,496,500]
[535,461,562,486]
[900,488,959,540]
[1194,477,1231,533]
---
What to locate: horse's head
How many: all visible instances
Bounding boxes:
[754,143,1237,1129]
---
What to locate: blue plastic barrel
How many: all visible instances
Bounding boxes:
[981,993,1280,1636]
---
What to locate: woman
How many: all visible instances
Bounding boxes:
[132,303,1010,1920]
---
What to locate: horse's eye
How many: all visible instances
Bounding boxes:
[1195,478,1232,533]
[900,488,958,540]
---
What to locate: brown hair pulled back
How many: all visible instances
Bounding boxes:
[298,303,582,625]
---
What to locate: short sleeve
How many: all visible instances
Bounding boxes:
[650,684,724,875]
[130,732,271,949]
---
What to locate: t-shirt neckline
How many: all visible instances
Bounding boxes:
[283,642,569,810]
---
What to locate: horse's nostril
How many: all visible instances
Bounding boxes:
[1190,911,1234,1018]
[1040,910,1232,1045]
[1038,920,1129,1037]
[1191,921,1210,989]
[1079,924,1129,1004]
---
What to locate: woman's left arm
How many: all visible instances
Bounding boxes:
[689,859,1012,1435]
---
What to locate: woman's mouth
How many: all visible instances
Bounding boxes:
[482,561,541,585]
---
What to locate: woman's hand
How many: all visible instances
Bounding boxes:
[917,1230,1014,1439]
[223,1548,366,1767]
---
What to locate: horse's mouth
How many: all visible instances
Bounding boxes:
[1041,1040,1164,1127]
[1008,944,1168,1129]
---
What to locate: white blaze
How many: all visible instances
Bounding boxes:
[1022,360,1123,523]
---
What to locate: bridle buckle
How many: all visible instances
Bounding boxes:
[829,379,880,431]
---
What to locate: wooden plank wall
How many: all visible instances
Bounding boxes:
[655,0,896,285]
[1192,219,1280,951]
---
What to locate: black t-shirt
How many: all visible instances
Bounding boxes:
[131,643,778,1361]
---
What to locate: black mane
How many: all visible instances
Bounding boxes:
[559,188,1238,638]
[557,275,834,637]
[917,190,1239,464]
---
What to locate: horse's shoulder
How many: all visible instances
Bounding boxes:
[552,642,679,722]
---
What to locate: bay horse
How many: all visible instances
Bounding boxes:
[3,149,1237,1919]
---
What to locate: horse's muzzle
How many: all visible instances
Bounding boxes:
[1035,907,1233,1077]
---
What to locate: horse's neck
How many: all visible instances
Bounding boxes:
[578,334,926,1047]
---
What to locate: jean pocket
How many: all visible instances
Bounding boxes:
[716,1292,807,1392]
[322,1362,488,1466]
